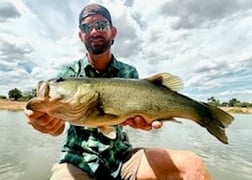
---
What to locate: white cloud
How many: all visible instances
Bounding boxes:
[0,0,252,103]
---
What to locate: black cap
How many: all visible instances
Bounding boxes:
[79,4,112,25]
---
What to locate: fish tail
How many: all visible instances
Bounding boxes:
[200,102,234,144]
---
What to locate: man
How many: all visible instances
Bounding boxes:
[25,3,210,180]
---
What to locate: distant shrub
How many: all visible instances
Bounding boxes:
[8,88,22,100]
[0,95,7,99]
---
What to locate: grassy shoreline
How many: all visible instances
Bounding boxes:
[219,106,252,114]
[0,99,26,110]
[0,99,251,114]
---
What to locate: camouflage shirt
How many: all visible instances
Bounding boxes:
[57,55,139,178]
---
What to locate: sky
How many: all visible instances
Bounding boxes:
[0,0,252,102]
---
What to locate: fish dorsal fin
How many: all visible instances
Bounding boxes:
[36,81,50,98]
[144,73,183,91]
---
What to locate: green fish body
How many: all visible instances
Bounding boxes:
[26,73,234,144]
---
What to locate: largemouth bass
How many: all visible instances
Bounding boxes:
[26,73,234,144]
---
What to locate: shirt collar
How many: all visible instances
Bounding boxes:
[84,54,119,77]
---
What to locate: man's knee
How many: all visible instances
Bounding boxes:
[135,148,211,180]
[50,163,94,180]
[184,151,206,169]
[182,151,211,180]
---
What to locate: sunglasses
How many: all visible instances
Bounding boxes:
[79,20,111,33]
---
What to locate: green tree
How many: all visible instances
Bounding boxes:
[21,88,36,101]
[8,88,22,100]
[207,96,220,106]
[228,98,240,107]
[0,95,7,99]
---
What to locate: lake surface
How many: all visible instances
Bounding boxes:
[0,110,251,180]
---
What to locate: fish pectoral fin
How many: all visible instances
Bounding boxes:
[172,118,183,124]
[98,126,117,139]
[159,117,183,124]
[103,107,121,117]
[144,73,183,91]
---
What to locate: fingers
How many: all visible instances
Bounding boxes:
[133,116,152,131]
[122,118,147,129]
[122,116,163,131]
[31,116,65,134]
[151,121,163,129]
[24,109,65,136]
[24,108,45,121]
[49,120,65,136]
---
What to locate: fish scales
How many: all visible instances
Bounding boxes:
[26,73,234,144]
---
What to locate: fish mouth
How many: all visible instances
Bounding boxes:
[26,79,64,113]
[26,97,44,111]
[25,80,50,112]
[36,78,64,99]
[36,81,50,98]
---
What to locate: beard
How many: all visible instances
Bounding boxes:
[84,37,113,54]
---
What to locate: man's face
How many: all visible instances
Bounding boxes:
[79,15,116,54]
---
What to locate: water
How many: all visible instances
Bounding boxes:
[0,110,63,180]
[0,110,251,180]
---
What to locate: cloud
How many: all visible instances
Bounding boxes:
[160,0,252,29]
[0,0,252,103]
[23,0,77,40]
[108,3,144,58]
[0,33,33,61]
[0,0,21,22]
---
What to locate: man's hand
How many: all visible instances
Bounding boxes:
[24,109,65,136]
[121,115,163,131]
